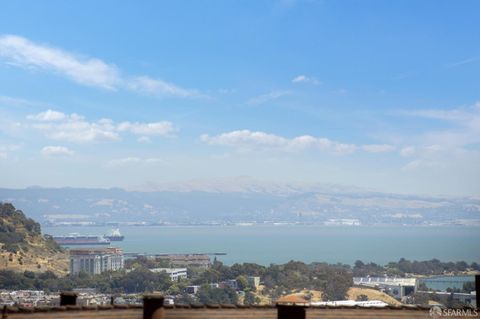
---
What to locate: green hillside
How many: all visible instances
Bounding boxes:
[0,203,68,275]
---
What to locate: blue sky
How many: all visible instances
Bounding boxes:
[0,0,479,195]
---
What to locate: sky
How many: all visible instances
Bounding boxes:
[0,0,479,196]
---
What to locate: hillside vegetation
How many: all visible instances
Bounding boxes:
[0,203,68,275]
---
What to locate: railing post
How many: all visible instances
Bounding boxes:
[277,305,306,319]
[143,294,165,319]
[475,275,479,310]
[60,292,78,306]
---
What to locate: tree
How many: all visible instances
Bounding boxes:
[198,285,238,304]
[462,281,475,293]
[193,269,221,285]
[244,291,256,305]
[236,275,248,291]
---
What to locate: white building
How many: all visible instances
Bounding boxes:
[150,268,188,281]
[353,277,417,299]
[185,285,200,294]
[247,276,261,288]
[70,248,124,275]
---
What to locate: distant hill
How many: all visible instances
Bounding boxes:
[0,203,68,275]
[0,179,479,226]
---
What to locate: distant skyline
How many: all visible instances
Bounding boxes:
[0,0,479,196]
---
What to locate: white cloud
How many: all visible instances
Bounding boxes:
[0,34,203,98]
[137,136,152,143]
[400,146,416,157]
[361,144,395,153]
[41,145,74,157]
[27,109,66,121]
[127,76,205,99]
[292,75,321,85]
[201,130,388,155]
[400,144,474,172]
[247,90,291,105]
[402,159,446,171]
[0,35,120,89]
[32,115,120,143]
[446,57,479,68]
[106,157,164,167]
[27,110,174,143]
[117,121,174,136]
[403,102,480,147]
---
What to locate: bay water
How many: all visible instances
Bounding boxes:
[43,225,480,265]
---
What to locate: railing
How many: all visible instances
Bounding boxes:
[10,274,477,319]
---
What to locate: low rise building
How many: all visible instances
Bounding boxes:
[70,247,124,275]
[150,268,188,281]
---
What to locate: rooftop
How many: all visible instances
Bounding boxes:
[69,248,123,255]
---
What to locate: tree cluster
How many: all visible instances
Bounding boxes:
[0,268,171,294]
[353,258,479,277]
[209,260,353,301]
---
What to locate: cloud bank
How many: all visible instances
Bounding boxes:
[201,130,395,155]
[28,110,175,143]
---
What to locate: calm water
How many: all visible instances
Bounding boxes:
[43,225,480,265]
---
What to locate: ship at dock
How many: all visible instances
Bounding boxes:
[104,228,124,241]
[52,233,110,246]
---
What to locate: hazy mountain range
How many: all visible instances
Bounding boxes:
[0,178,479,226]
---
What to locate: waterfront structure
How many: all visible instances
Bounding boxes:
[155,254,211,268]
[150,268,188,281]
[69,248,124,275]
[353,277,417,299]
[324,218,361,226]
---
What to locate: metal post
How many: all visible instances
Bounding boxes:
[475,275,479,310]
[277,305,306,319]
[143,294,165,319]
[60,292,78,306]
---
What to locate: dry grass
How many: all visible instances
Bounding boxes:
[347,287,402,305]
[271,287,401,306]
